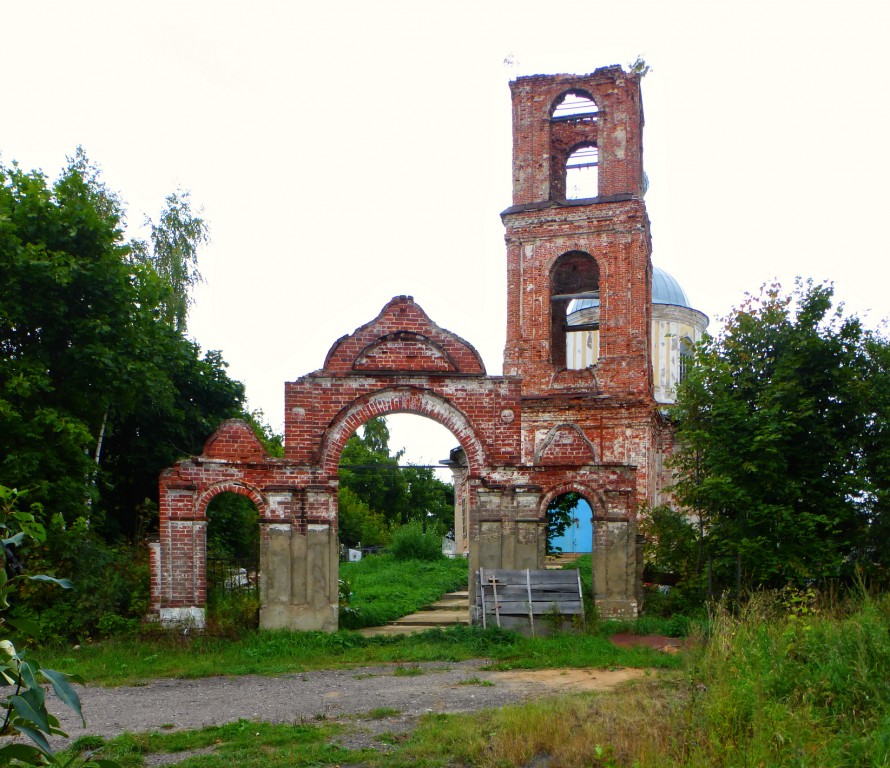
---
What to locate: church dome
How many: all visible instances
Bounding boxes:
[566,265,692,322]
[652,266,690,307]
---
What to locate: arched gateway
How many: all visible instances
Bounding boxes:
[151,66,676,630]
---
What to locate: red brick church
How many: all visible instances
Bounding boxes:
[150,65,706,630]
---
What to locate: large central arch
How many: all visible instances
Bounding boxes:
[319,388,486,478]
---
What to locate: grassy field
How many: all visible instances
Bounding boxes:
[38,623,680,686]
[66,591,890,767]
[38,555,890,765]
[36,554,681,685]
[339,553,468,629]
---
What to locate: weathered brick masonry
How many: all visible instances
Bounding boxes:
[152,65,664,629]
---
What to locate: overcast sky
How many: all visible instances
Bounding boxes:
[5,1,890,467]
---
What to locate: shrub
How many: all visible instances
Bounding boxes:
[14,514,149,642]
[206,589,259,636]
[388,519,444,561]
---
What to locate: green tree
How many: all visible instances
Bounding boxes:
[545,492,580,555]
[338,417,454,540]
[337,487,389,548]
[0,154,245,540]
[130,189,209,331]
[672,280,883,591]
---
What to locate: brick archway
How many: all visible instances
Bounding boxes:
[319,387,486,477]
[195,481,268,520]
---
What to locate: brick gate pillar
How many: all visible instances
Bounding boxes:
[592,490,639,618]
[468,484,547,614]
[259,485,338,631]
[155,485,207,628]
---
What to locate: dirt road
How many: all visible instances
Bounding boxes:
[52,660,644,741]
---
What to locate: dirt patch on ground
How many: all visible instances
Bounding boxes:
[492,667,646,691]
[609,633,684,653]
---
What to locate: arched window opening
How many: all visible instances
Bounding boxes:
[547,492,593,555]
[206,492,260,630]
[566,144,599,200]
[566,294,600,369]
[551,91,599,122]
[679,336,694,384]
[550,252,600,368]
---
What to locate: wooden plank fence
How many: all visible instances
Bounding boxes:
[475,568,585,635]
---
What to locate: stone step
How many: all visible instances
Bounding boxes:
[392,609,469,626]
[429,597,467,609]
[353,588,470,638]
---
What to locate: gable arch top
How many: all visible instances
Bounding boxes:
[322,296,486,375]
[202,419,268,463]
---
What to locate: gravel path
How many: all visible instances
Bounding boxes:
[50,660,643,742]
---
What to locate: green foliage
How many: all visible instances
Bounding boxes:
[673,280,890,592]
[206,589,260,637]
[679,592,890,765]
[130,188,209,332]
[206,493,259,560]
[0,485,119,767]
[639,504,706,614]
[337,487,389,549]
[0,152,245,540]
[388,520,444,562]
[338,417,454,542]
[338,553,464,629]
[545,492,580,555]
[12,514,148,643]
[628,55,652,76]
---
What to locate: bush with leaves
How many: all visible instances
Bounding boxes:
[11,515,148,643]
[0,486,118,767]
[388,519,444,561]
[673,280,890,592]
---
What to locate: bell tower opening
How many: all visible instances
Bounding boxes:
[565,144,599,200]
[550,251,600,368]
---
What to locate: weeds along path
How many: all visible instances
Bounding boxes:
[51,661,645,742]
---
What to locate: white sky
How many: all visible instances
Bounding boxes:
[5,0,890,468]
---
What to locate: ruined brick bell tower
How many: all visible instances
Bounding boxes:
[499,67,659,615]
[502,66,652,397]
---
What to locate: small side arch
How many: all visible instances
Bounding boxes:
[539,483,605,521]
[195,481,269,521]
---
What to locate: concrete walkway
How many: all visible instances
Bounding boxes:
[356,589,470,637]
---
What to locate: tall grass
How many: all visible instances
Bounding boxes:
[679,590,890,766]
[339,553,467,628]
[381,591,890,767]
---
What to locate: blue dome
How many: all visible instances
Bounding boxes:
[566,266,691,319]
[652,267,690,307]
